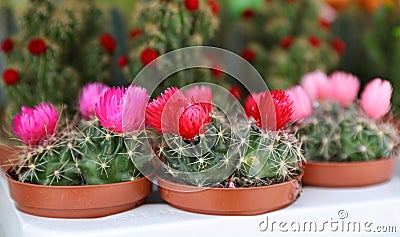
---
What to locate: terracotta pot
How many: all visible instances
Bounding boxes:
[0,146,15,170]
[302,158,397,187]
[5,168,153,218]
[158,176,302,216]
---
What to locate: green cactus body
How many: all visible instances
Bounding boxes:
[299,102,399,162]
[77,122,143,185]
[241,129,303,180]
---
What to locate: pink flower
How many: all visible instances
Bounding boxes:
[146,87,212,140]
[329,71,360,107]
[244,90,293,131]
[360,78,392,119]
[79,82,110,120]
[285,86,313,121]
[12,103,58,146]
[95,86,149,133]
[300,70,331,101]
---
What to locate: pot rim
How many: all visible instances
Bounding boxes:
[5,167,152,189]
[158,173,303,192]
[304,157,396,167]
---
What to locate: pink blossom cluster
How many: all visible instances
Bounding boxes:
[286,70,393,121]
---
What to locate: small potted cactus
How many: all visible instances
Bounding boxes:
[146,85,304,215]
[4,83,153,218]
[287,70,399,187]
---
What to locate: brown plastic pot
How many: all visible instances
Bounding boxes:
[5,168,152,218]
[158,176,302,216]
[302,158,397,188]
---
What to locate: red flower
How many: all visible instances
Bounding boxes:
[208,0,220,15]
[319,19,331,29]
[210,61,223,78]
[28,38,47,55]
[241,9,254,19]
[1,38,13,53]
[331,38,346,55]
[140,48,159,66]
[245,90,293,130]
[308,35,320,48]
[129,28,142,40]
[146,87,212,140]
[229,86,243,100]
[280,36,294,49]
[117,55,129,68]
[2,68,19,85]
[99,33,116,53]
[241,48,256,62]
[185,0,199,11]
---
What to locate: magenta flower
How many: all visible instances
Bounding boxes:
[12,103,59,146]
[285,86,313,121]
[360,78,392,119]
[79,82,110,120]
[95,86,149,133]
[329,71,360,107]
[184,85,212,105]
[300,70,331,101]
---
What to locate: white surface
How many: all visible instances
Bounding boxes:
[0,164,399,237]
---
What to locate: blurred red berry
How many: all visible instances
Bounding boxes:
[242,9,254,19]
[1,38,13,53]
[2,68,19,85]
[308,35,320,48]
[140,48,159,66]
[229,86,243,100]
[99,33,116,53]
[280,36,294,49]
[185,0,199,11]
[331,38,346,55]
[319,19,331,29]
[129,28,142,40]
[208,0,219,15]
[28,38,47,55]
[210,62,223,78]
[241,48,256,62]
[117,55,129,68]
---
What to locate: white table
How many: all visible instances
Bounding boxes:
[1,163,399,237]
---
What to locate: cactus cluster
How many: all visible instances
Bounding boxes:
[149,87,304,187]
[297,102,399,162]
[239,0,343,89]
[1,0,112,117]
[119,0,226,90]
[12,120,149,186]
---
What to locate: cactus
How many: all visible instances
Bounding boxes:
[1,0,113,117]
[298,102,399,162]
[119,0,228,91]
[147,87,304,187]
[238,0,343,89]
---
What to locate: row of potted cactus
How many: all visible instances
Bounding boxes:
[2,68,398,218]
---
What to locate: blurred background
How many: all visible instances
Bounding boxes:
[0,0,399,142]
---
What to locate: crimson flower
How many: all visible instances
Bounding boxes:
[1,38,13,53]
[280,36,294,49]
[140,48,159,66]
[331,38,346,55]
[208,0,220,15]
[2,68,19,85]
[146,87,212,140]
[99,33,116,53]
[185,0,199,11]
[28,38,47,55]
[229,86,243,100]
[245,90,293,131]
[117,55,129,68]
[241,48,256,62]
[129,28,142,40]
[242,9,254,19]
[308,35,320,48]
